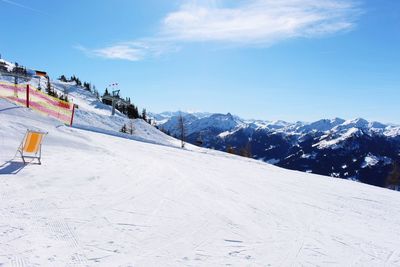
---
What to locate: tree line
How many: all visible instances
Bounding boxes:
[59,75,100,99]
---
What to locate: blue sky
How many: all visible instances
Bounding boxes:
[1,0,399,123]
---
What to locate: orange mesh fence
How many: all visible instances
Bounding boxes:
[0,81,74,125]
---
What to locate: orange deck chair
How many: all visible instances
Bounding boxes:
[17,130,48,165]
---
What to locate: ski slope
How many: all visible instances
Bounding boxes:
[51,80,181,148]
[0,74,180,148]
[1,98,400,266]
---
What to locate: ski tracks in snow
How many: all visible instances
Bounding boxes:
[0,192,89,266]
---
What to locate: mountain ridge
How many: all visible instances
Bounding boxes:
[152,111,400,189]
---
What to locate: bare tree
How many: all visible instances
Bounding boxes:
[387,162,400,191]
[226,145,236,154]
[128,120,135,135]
[239,142,252,158]
[178,112,186,148]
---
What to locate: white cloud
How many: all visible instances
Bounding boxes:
[162,0,360,44]
[77,41,177,62]
[81,0,360,61]
[92,43,146,62]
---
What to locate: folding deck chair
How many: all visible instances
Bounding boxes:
[17,130,48,165]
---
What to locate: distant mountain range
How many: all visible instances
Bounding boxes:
[151,111,400,189]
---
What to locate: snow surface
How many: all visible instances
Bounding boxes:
[2,98,400,266]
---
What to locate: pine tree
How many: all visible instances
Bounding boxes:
[71,75,82,86]
[104,88,110,96]
[120,124,127,133]
[142,109,147,121]
[59,75,67,82]
[46,77,52,96]
[134,106,139,118]
[93,86,100,99]
[83,82,91,91]
[127,104,135,119]
[178,112,186,148]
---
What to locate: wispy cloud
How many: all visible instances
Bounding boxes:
[76,41,177,62]
[80,43,147,62]
[80,0,361,61]
[162,0,360,44]
[1,0,46,14]
[93,44,144,61]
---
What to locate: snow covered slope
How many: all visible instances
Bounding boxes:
[1,98,400,266]
[0,70,180,148]
[50,80,181,148]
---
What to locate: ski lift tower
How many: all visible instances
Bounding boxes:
[111,89,120,115]
[102,82,125,116]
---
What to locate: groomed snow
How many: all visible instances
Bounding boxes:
[1,99,400,266]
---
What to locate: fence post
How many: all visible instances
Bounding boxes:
[26,84,30,108]
[70,104,75,127]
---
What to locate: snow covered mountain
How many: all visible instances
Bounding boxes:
[150,111,212,125]
[154,112,400,189]
[160,112,243,137]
